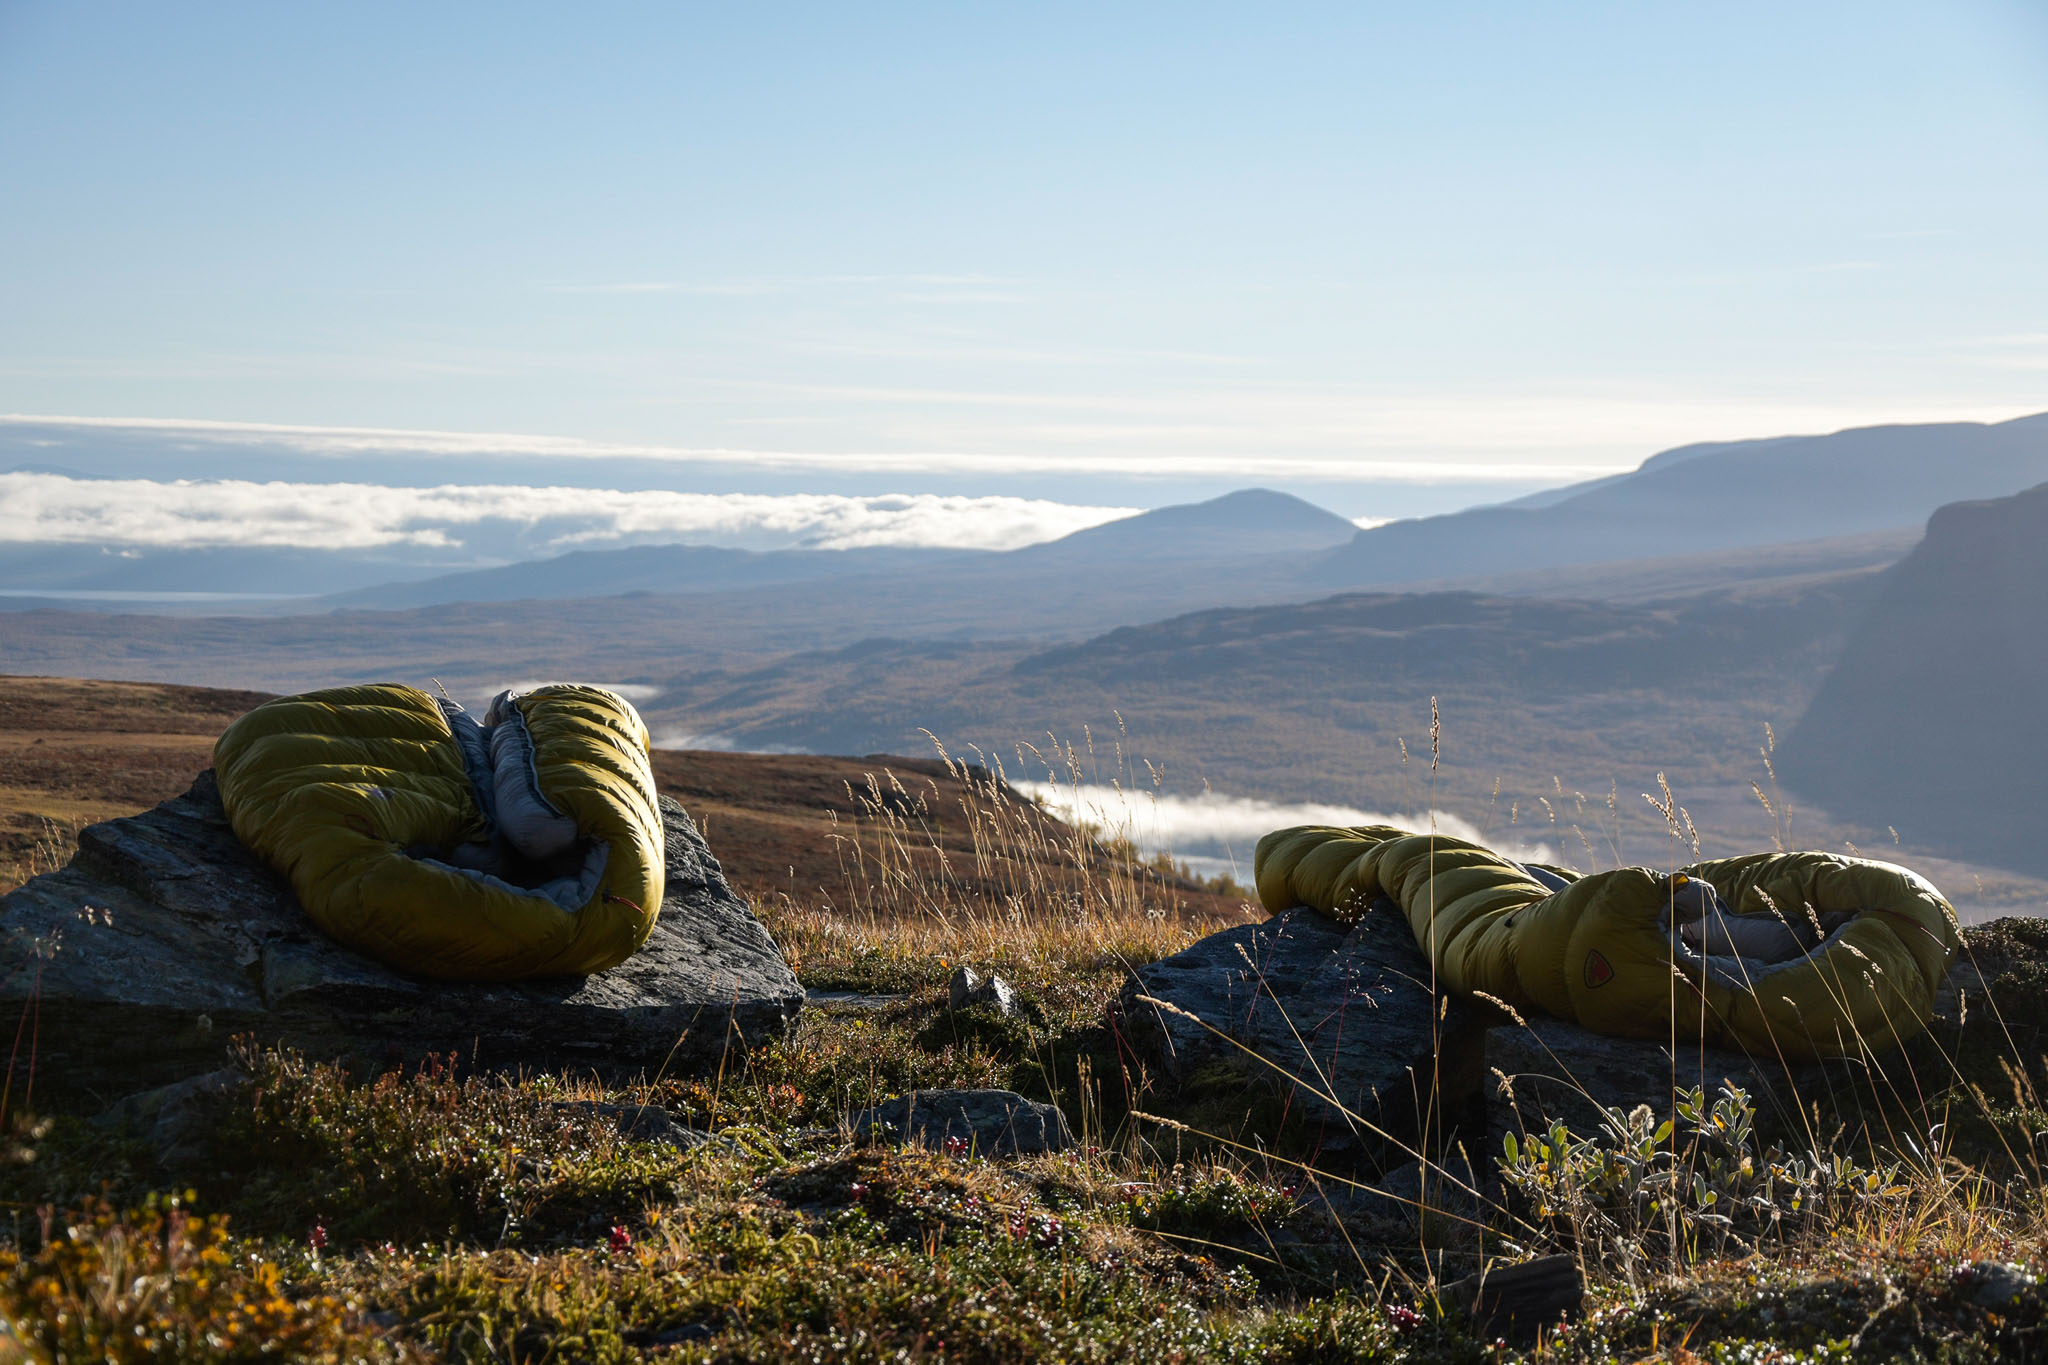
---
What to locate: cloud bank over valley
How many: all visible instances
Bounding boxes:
[0,470,1137,558]
[1017,781,1557,881]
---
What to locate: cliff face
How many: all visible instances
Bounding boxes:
[1780,481,2048,873]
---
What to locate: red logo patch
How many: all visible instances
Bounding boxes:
[1583,950,1614,989]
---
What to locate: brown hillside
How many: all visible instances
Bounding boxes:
[0,676,275,886]
[652,747,1244,923]
[0,678,1243,924]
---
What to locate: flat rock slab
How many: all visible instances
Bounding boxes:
[853,1089,1075,1156]
[1117,905,1486,1170]
[0,771,804,1101]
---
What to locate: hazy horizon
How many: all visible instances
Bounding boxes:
[4,2,2046,560]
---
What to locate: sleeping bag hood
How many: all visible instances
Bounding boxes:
[214,682,664,981]
[1254,825,1959,1060]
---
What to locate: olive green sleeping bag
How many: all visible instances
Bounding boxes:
[1254,825,1958,1060]
[214,682,664,981]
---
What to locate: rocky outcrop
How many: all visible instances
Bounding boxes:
[0,772,804,1101]
[1126,906,2043,1164]
[1117,905,1486,1170]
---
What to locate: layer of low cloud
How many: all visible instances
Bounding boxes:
[0,471,1136,554]
[1017,781,1557,872]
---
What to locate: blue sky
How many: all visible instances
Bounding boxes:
[1,0,2045,536]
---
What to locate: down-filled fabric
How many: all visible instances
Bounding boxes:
[1253,825,1957,1060]
[214,682,664,980]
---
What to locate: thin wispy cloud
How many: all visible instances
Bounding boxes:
[545,273,1013,297]
[790,337,1260,368]
[0,411,1621,482]
[0,471,1136,554]
[7,396,2039,488]
[550,282,783,296]
[1938,333,2048,372]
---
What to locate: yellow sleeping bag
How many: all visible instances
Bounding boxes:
[214,682,664,981]
[1254,825,1957,1060]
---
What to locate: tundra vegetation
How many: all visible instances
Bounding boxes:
[4,694,2048,1361]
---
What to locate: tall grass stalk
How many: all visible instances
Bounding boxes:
[765,730,1250,985]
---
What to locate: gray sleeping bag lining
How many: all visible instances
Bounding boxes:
[426,693,608,912]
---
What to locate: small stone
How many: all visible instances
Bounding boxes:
[808,990,909,1010]
[653,1324,713,1346]
[948,965,1021,1017]
[627,1322,714,1348]
[1966,1260,2036,1308]
[852,1088,1074,1156]
[1445,1254,1584,1344]
[548,1101,734,1154]
[95,1068,248,1170]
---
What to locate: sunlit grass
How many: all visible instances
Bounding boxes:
[6,720,2048,1360]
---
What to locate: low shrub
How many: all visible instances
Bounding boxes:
[204,1045,707,1247]
[0,1194,412,1363]
[1500,1082,1904,1273]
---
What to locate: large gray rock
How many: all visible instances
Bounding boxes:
[0,772,804,1101]
[1117,905,1486,1170]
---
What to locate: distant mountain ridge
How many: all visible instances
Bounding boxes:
[13,416,2047,610]
[326,487,1358,611]
[1013,487,1360,562]
[1312,414,2048,588]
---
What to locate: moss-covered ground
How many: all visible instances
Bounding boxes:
[5,914,2048,1363]
[6,682,2048,1361]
